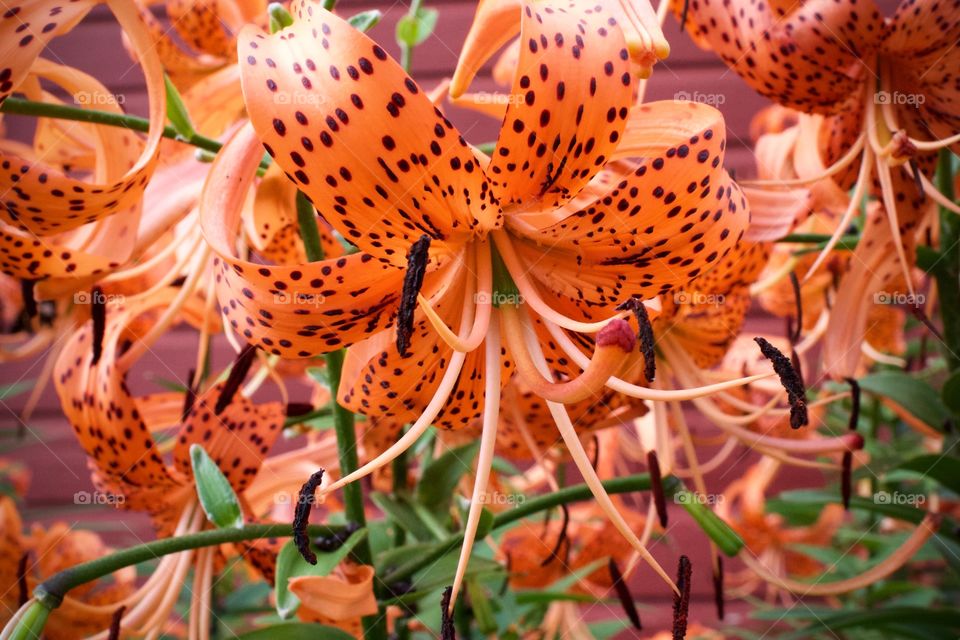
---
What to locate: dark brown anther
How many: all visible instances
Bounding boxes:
[713,557,725,620]
[680,0,690,27]
[672,555,692,640]
[788,271,802,344]
[397,234,431,357]
[169,275,188,287]
[293,469,325,565]
[540,503,570,567]
[20,279,37,319]
[590,434,601,472]
[181,369,197,422]
[846,377,860,432]
[285,402,315,417]
[647,450,669,528]
[440,586,456,640]
[754,337,808,429]
[107,605,125,640]
[608,558,642,630]
[214,344,258,415]
[17,552,29,606]
[314,520,359,552]
[91,286,106,366]
[842,378,860,510]
[615,297,656,382]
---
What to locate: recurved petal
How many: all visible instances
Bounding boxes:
[515,101,750,316]
[238,1,499,265]
[675,0,882,115]
[450,0,523,97]
[488,1,633,212]
[201,124,403,358]
[172,381,284,494]
[0,0,96,104]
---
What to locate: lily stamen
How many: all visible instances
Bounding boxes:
[754,337,808,429]
[91,286,106,366]
[294,469,325,565]
[672,555,692,639]
[616,297,657,382]
[417,243,492,353]
[214,343,258,415]
[543,319,775,402]
[397,234,432,357]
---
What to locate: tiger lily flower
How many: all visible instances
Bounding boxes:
[206,0,753,604]
[0,496,138,639]
[49,288,294,638]
[675,0,959,377]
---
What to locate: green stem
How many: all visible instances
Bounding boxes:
[0,97,270,171]
[33,523,341,608]
[935,150,960,372]
[296,193,387,640]
[398,0,423,73]
[381,473,672,585]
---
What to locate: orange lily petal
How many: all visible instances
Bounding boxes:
[487,1,633,212]
[238,2,499,265]
[675,0,882,115]
[200,124,404,357]
[450,0,523,98]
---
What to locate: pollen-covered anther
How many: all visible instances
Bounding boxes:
[753,337,808,429]
[881,130,918,166]
[397,235,432,357]
[293,469,325,565]
[502,309,635,404]
[672,555,692,640]
[614,298,656,381]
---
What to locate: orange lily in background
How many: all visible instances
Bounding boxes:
[0,497,137,639]
[674,0,959,377]
[202,0,755,605]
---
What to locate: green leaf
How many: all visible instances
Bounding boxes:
[268,2,293,32]
[274,528,368,618]
[189,444,243,529]
[898,454,960,494]
[396,7,438,47]
[674,490,744,556]
[163,74,195,139]
[415,441,480,514]
[942,370,960,413]
[778,607,960,640]
[858,371,951,430]
[371,493,437,542]
[467,578,498,634]
[235,622,354,640]
[347,9,381,32]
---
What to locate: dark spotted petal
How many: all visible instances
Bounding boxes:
[488,1,633,212]
[513,101,750,318]
[238,0,500,266]
[201,124,404,358]
[676,0,883,115]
